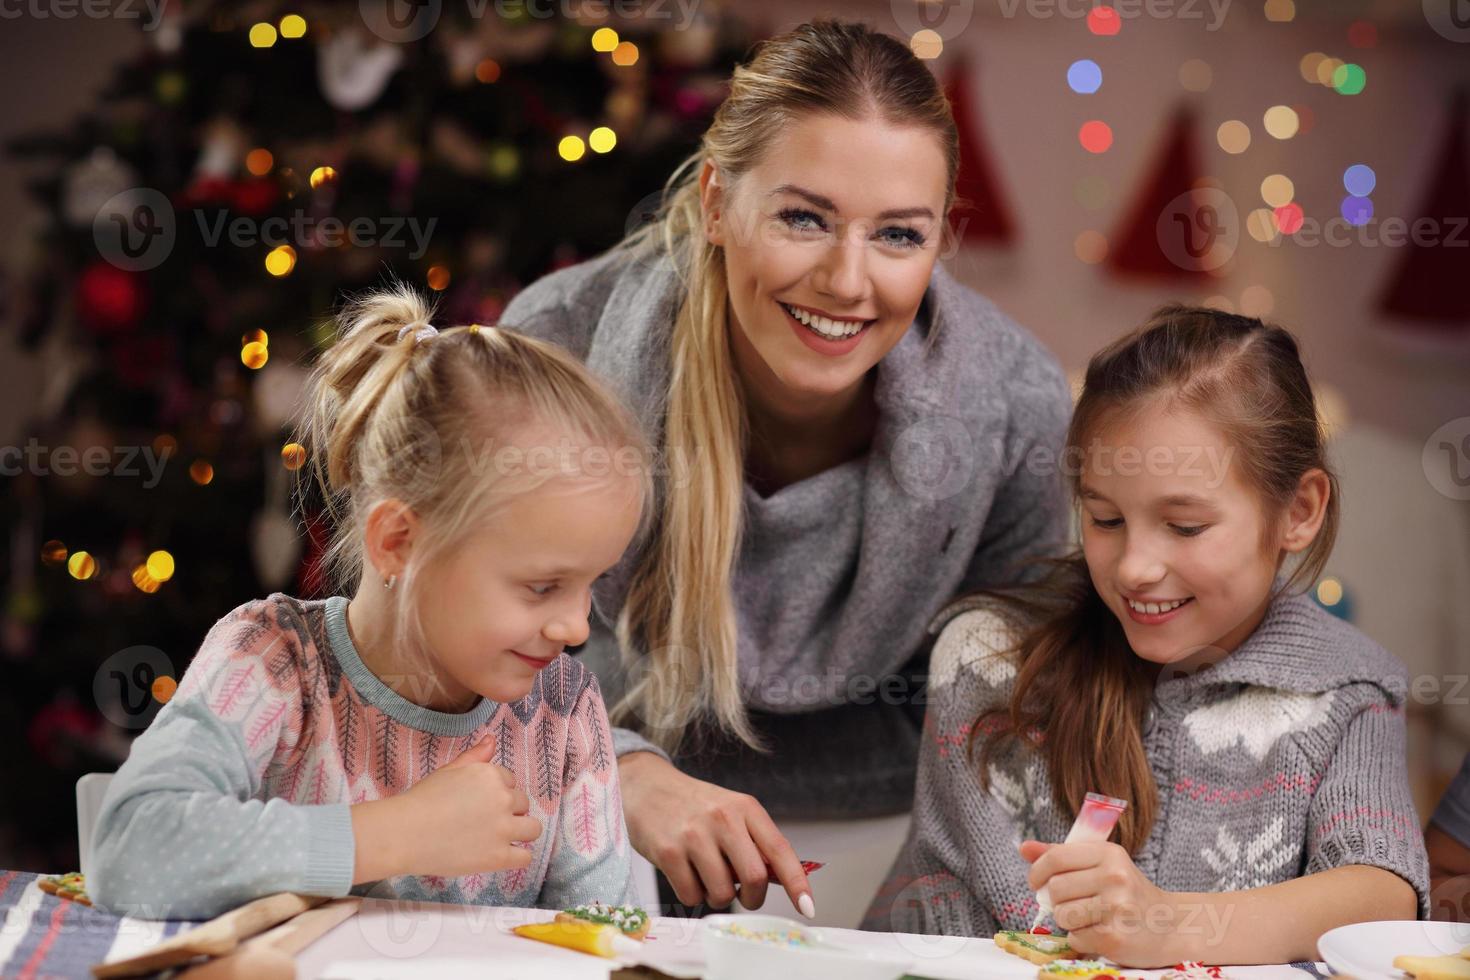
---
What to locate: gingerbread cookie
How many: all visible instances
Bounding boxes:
[37,872,91,906]
[556,902,650,940]
[995,930,1074,964]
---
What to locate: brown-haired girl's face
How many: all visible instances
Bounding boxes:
[1078,402,1313,668]
[704,113,949,409]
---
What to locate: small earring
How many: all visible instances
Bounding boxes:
[383,574,397,591]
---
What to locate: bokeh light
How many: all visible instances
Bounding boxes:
[190,460,214,486]
[558,135,586,162]
[281,443,307,471]
[264,245,296,277]
[279,14,307,38]
[1088,6,1121,35]
[910,30,943,60]
[1299,52,1326,84]
[1347,20,1378,48]
[475,59,501,84]
[1341,196,1374,226]
[1178,59,1212,93]
[611,41,639,66]
[1274,202,1305,235]
[1333,63,1366,95]
[591,27,619,52]
[1261,174,1295,207]
[589,126,617,153]
[241,341,269,369]
[41,540,68,566]
[248,22,277,48]
[1079,121,1113,154]
[68,551,97,580]
[146,550,175,582]
[245,148,274,176]
[309,165,337,189]
[1247,208,1280,242]
[1263,105,1300,140]
[1068,60,1102,94]
[1074,230,1109,264]
[1343,163,1376,196]
[1217,120,1251,154]
[1264,0,1295,22]
[426,265,451,291]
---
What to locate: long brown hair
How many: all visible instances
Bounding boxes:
[613,21,960,752]
[972,305,1341,853]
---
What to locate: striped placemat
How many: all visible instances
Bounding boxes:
[0,871,198,980]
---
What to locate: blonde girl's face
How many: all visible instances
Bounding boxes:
[1078,403,1323,669]
[413,471,643,708]
[705,113,950,406]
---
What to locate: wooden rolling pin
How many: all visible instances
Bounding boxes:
[174,898,362,980]
[92,892,327,978]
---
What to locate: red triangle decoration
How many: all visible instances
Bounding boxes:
[945,60,1016,246]
[1108,105,1218,282]
[1379,90,1470,330]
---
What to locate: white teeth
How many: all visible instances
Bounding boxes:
[783,303,864,340]
[1128,597,1190,614]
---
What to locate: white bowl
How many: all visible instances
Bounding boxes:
[701,914,913,980]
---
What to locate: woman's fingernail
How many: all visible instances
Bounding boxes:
[797,893,816,919]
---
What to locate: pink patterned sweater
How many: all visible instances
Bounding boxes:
[90,594,632,919]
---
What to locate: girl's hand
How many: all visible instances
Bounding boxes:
[619,752,814,917]
[1021,839,1184,968]
[352,736,542,883]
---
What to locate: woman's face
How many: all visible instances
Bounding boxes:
[703,113,950,410]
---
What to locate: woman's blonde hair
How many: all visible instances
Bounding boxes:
[295,282,651,686]
[613,21,961,751]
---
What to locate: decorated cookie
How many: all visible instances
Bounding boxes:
[1159,963,1227,980]
[995,929,1074,964]
[1038,959,1127,978]
[1394,954,1470,980]
[37,872,92,906]
[556,902,650,940]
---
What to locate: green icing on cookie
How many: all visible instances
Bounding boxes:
[562,902,649,934]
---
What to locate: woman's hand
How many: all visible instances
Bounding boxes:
[351,736,542,883]
[1021,840,1183,968]
[619,751,815,917]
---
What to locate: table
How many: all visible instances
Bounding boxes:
[0,871,1335,979]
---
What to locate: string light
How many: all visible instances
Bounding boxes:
[41,540,68,566]
[1332,63,1367,95]
[611,41,639,67]
[910,30,942,60]
[146,550,175,582]
[249,22,277,48]
[1217,120,1251,154]
[281,443,307,471]
[591,27,619,52]
[190,460,215,486]
[1068,60,1102,95]
[309,166,337,189]
[558,135,586,162]
[1263,105,1300,140]
[68,551,97,580]
[279,14,307,38]
[241,341,269,369]
[265,244,296,277]
[1088,6,1121,35]
[1079,121,1113,154]
[1261,174,1295,208]
[132,564,161,594]
[589,127,617,153]
[245,148,274,176]
[427,265,451,290]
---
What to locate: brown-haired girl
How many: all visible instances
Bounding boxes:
[865,306,1429,965]
[89,285,651,918]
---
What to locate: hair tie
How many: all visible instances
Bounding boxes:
[396,321,438,344]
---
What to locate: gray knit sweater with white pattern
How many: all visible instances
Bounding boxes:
[863,589,1432,934]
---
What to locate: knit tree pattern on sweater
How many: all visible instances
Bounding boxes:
[89,594,631,918]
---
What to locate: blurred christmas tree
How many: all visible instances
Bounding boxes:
[1,0,749,871]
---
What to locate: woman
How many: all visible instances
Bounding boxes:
[501,20,1071,923]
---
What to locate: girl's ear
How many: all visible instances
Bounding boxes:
[698,159,725,247]
[1281,468,1331,554]
[363,498,419,584]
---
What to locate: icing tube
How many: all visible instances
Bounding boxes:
[1031,792,1128,931]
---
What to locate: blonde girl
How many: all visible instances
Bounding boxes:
[90,285,650,918]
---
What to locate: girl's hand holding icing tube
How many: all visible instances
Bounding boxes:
[351,736,542,883]
[1021,839,1183,968]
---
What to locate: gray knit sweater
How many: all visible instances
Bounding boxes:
[862,590,1432,934]
[499,245,1071,818]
